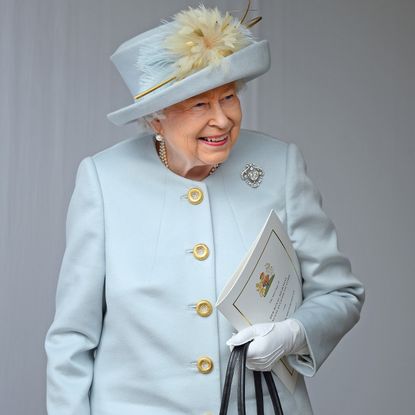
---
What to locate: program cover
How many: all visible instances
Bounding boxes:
[216,209,303,392]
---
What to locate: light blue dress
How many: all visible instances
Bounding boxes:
[44,129,365,414]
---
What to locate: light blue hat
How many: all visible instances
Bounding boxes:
[107,2,271,126]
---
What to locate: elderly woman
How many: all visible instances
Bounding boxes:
[44,4,365,415]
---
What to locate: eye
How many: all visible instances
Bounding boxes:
[193,102,207,108]
[221,94,235,104]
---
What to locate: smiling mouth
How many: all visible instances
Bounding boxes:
[198,133,229,143]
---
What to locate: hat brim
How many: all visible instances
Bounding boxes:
[107,40,270,126]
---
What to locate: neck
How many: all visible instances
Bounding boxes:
[177,164,214,181]
[155,139,217,181]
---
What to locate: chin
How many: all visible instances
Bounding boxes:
[202,149,230,165]
[196,134,237,165]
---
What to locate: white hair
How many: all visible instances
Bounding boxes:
[137,79,248,134]
[138,109,167,135]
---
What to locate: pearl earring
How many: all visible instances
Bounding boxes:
[155,133,164,142]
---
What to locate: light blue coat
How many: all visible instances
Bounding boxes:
[44,129,365,415]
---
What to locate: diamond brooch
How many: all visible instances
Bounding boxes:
[240,163,264,188]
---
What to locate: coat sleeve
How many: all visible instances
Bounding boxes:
[44,157,106,415]
[283,143,365,377]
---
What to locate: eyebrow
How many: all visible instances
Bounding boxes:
[190,88,236,102]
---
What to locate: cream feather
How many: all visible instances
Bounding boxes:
[163,4,255,80]
[135,4,255,93]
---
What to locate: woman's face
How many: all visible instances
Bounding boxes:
[150,81,242,178]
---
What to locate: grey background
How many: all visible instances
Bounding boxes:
[1,0,414,414]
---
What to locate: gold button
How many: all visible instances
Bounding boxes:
[196,300,213,317]
[197,356,213,374]
[193,243,209,261]
[187,187,204,205]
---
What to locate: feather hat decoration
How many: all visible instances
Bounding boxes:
[162,5,255,80]
[107,1,270,126]
[134,1,260,100]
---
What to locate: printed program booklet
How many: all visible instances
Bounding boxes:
[216,209,303,393]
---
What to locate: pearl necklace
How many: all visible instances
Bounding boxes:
[156,138,220,176]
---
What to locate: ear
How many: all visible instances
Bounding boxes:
[149,118,163,134]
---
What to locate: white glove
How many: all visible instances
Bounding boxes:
[226,318,308,371]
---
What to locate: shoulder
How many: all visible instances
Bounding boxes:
[235,129,289,159]
[238,128,288,148]
[229,129,290,170]
[90,133,151,166]
[84,133,155,184]
[83,129,295,182]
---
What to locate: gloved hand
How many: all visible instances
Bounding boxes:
[226,318,308,371]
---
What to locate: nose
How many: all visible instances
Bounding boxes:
[208,101,231,130]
